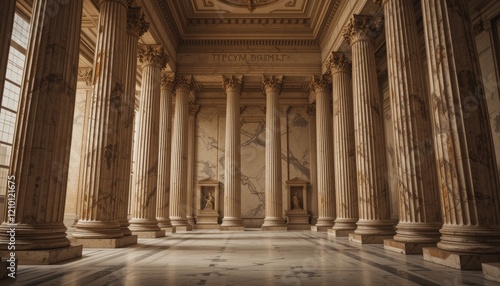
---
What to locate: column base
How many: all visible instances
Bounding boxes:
[173,225,192,232]
[311,226,331,232]
[287,224,312,230]
[349,233,394,244]
[133,231,165,238]
[383,239,436,254]
[328,229,354,237]
[262,226,287,231]
[0,245,82,265]
[482,263,500,283]
[161,227,176,234]
[70,235,137,248]
[423,247,500,270]
[195,224,221,230]
[187,217,196,226]
[220,226,245,231]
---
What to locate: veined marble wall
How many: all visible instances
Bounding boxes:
[195,105,312,227]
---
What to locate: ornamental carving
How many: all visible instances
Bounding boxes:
[222,75,244,93]
[328,52,352,74]
[127,7,149,37]
[174,75,195,92]
[262,75,284,95]
[217,0,281,12]
[342,15,384,46]
[309,74,331,93]
[189,104,200,116]
[78,68,93,86]
[161,73,175,91]
[304,105,315,117]
[139,46,169,68]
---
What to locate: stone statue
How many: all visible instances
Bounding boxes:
[292,192,301,210]
[204,192,215,210]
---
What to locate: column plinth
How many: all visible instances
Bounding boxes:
[375,0,442,254]
[157,74,174,230]
[342,15,395,243]
[220,75,245,231]
[262,75,287,231]
[129,46,168,238]
[310,75,335,232]
[0,0,84,263]
[419,0,500,269]
[169,75,194,231]
[328,53,358,237]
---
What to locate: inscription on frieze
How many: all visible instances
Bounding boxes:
[211,53,291,62]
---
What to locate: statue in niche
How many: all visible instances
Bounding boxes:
[292,192,302,210]
[204,192,215,210]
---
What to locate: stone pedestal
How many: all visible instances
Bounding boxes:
[221,75,245,230]
[169,76,195,228]
[423,248,500,270]
[328,53,358,237]
[262,75,287,231]
[135,230,166,238]
[70,236,137,248]
[310,74,335,232]
[342,15,395,242]
[285,177,310,230]
[0,0,84,263]
[482,263,500,283]
[196,210,220,229]
[383,239,435,255]
[287,211,310,230]
[0,245,83,265]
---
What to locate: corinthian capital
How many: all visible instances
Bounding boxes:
[342,14,384,46]
[310,74,332,93]
[262,75,284,95]
[139,46,169,69]
[161,73,175,92]
[222,75,244,94]
[127,7,149,37]
[174,75,195,92]
[328,52,352,74]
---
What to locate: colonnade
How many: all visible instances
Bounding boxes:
[0,0,498,270]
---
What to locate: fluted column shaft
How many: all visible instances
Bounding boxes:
[379,0,442,244]
[157,74,174,228]
[169,76,194,227]
[330,53,358,232]
[421,0,500,253]
[0,0,83,249]
[186,104,200,225]
[311,75,335,228]
[262,75,286,228]
[221,75,244,228]
[343,15,394,236]
[0,0,15,107]
[74,0,127,239]
[115,5,149,236]
[129,46,168,232]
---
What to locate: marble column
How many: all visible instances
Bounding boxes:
[157,73,174,230]
[0,0,15,107]
[0,0,83,264]
[220,75,245,231]
[114,5,149,239]
[186,104,200,226]
[375,0,442,254]
[305,105,318,225]
[129,46,168,238]
[262,75,287,231]
[328,53,359,237]
[420,0,500,269]
[342,15,395,244]
[169,75,194,231]
[310,74,336,232]
[73,0,128,246]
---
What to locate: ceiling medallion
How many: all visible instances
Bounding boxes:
[217,0,281,12]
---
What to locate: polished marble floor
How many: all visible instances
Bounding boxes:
[9,230,496,286]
